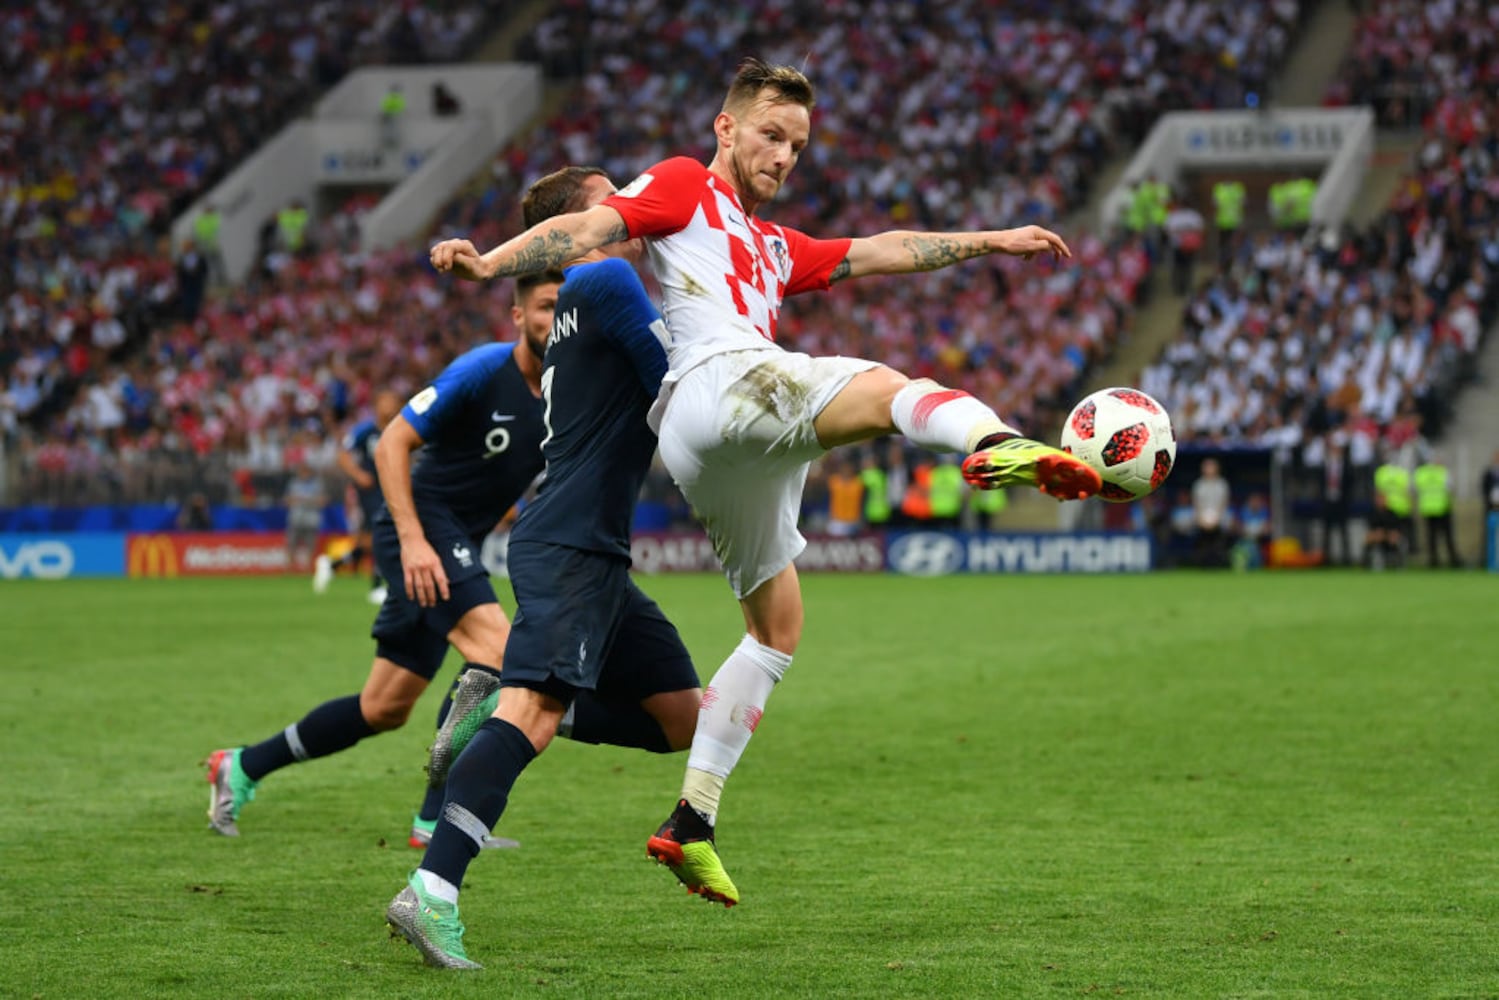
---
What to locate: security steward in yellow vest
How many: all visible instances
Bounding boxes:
[1414,458,1461,567]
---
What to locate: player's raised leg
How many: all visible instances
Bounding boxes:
[813,366,1101,499]
[390,685,556,968]
[204,656,424,835]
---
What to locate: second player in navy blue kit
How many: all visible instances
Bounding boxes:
[314,390,401,601]
[205,273,559,846]
[387,166,703,970]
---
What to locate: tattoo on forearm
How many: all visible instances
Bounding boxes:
[603,220,629,244]
[829,258,852,283]
[901,234,983,272]
[498,230,577,277]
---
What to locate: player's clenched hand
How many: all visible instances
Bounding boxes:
[994,225,1071,262]
[400,536,450,608]
[429,239,490,281]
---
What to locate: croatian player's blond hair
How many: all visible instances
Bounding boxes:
[722,57,815,115]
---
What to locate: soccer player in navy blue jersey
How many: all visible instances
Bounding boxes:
[314,390,401,602]
[386,166,702,970]
[205,261,696,849]
[204,274,553,845]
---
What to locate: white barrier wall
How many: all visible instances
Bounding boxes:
[171,64,541,282]
[1099,108,1377,232]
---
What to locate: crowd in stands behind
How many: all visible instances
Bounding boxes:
[1325,0,1498,128]
[1143,93,1498,460]
[1,2,493,451]
[5,0,1309,507]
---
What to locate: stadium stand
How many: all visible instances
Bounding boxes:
[0,2,494,483]
[4,0,1308,508]
[1135,0,1497,559]
[1323,0,1499,128]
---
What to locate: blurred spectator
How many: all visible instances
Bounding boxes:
[176,492,213,531]
[379,81,407,153]
[858,450,893,531]
[432,81,462,117]
[883,440,913,529]
[1309,430,1353,566]
[1235,491,1273,568]
[968,482,1008,532]
[1164,196,1206,295]
[193,203,226,284]
[1374,452,1416,559]
[1192,457,1232,566]
[284,460,326,572]
[1414,451,1461,567]
[175,240,209,324]
[1482,447,1499,562]
[1212,178,1247,267]
[1363,490,1407,570]
[928,457,965,531]
[824,456,865,538]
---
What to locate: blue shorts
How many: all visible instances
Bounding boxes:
[502,541,697,702]
[370,512,496,680]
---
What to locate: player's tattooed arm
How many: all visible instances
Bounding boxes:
[835,225,1072,280]
[434,205,629,280]
[899,233,987,271]
[495,220,631,276]
[496,230,578,278]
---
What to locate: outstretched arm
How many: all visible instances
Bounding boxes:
[830,225,1071,282]
[429,204,630,281]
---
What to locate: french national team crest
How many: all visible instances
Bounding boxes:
[452,542,473,568]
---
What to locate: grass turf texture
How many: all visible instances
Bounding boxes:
[3,571,1497,998]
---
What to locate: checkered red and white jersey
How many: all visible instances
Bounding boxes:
[604,156,851,375]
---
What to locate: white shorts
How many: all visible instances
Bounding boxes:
[655,348,880,597]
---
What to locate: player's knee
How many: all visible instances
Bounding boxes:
[361,696,414,731]
[650,689,702,751]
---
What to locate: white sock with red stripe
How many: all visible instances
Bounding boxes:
[891,379,1020,453]
[681,634,791,825]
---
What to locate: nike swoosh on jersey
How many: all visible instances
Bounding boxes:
[491,412,516,422]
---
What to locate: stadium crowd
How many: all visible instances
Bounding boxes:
[6,0,1311,507]
[1324,0,1499,128]
[0,2,493,474]
[1142,97,1498,458]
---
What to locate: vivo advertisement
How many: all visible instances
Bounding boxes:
[0,533,127,580]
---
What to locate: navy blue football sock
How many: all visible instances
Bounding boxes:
[421,718,536,887]
[239,694,377,781]
[417,676,463,823]
[562,692,672,753]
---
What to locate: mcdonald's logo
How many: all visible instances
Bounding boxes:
[128,534,180,578]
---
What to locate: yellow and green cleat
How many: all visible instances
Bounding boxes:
[961,435,1102,500]
[647,800,740,907]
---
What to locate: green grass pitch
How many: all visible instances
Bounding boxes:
[4,571,1498,998]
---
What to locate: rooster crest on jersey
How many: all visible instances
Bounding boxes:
[1059,387,1176,503]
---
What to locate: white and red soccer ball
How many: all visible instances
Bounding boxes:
[1060,387,1176,503]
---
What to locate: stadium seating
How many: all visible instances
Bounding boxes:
[5,0,1308,505]
[1143,106,1497,450]
[0,2,493,464]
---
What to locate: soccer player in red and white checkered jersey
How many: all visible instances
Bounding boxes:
[430,57,1100,905]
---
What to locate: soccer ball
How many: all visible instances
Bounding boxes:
[1060,387,1176,503]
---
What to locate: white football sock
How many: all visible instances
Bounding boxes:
[417,868,460,905]
[681,634,791,825]
[890,378,1019,453]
